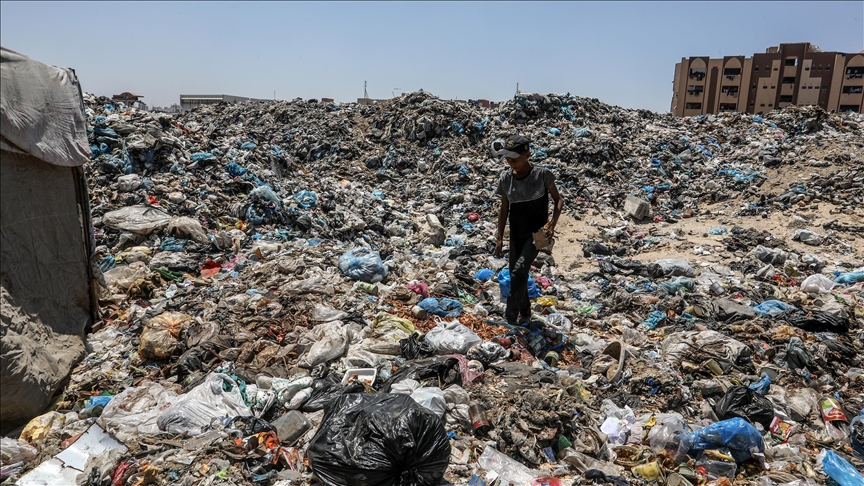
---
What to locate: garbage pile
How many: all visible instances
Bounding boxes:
[3,91,863,486]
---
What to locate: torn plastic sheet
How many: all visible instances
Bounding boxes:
[17,423,127,486]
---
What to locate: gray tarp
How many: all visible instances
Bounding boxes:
[1,47,93,427]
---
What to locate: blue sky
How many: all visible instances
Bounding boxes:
[1,1,862,112]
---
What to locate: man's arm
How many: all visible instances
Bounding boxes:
[547,183,564,235]
[495,195,509,257]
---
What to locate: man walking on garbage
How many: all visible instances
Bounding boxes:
[492,135,564,325]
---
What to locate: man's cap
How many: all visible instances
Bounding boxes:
[491,135,531,160]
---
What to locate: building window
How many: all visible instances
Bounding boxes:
[780,95,793,102]
[768,103,773,107]
[785,58,798,67]
[846,67,864,79]
[773,67,778,71]
[724,67,742,77]
[763,86,768,89]
[754,65,759,70]
[782,77,796,84]
[685,102,702,110]
[750,102,755,106]
[721,86,739,96]
[839,105,860,113]
[805,67,810,71]
[771,86,776,89]
[843,86,863,94]
[760,103,765,107]
[687,85,705,94]
[719,103,737,111]
[689,68,707,80]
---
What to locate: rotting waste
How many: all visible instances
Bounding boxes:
[3,90,864,486]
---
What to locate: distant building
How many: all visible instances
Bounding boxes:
[179,94,265,112]
[112,92,147,110]
[671,43,864,116]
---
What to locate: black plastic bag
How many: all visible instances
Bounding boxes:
[714,385,774,428]
[308,393,451,486]
[229,415,276,436]
[399,332,435,360]
[301,378,365,413]
[787,310,849,333]
[382,356,463,392]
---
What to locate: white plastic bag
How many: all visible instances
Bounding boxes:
[546,313,573,333]
[0,437,37,465]
[424,321,482,355]
[102,205,172,235]
[800,274,834,294]
[298,322,350,368]
[156,373,251,436]
[167,216,207,242]
[410,387,447,418]
[99,381,178,445]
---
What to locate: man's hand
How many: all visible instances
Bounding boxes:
[494,239,504,258]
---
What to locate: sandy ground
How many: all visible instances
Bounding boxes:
[552,200,863,275]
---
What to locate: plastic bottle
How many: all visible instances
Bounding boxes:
[469,402,491,435]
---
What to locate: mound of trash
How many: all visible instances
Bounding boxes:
[4,91,862,486]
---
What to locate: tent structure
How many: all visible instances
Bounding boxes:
[1,47,99,429]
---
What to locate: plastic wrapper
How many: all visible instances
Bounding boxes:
[103,262,150,292]
[156,373,251,436]
[545,313,573,333]
[425,320,482,355]
[835,271,864,286]
[338,247,388,283]
[308,393,450,486]
[478,446,539,485]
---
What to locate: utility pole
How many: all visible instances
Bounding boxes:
[516,82,520,96]
[364,81,368,98]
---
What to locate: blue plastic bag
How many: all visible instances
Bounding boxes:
[640,310,667,331]
[573,127,591,138]
[821,450,864,486]
[680,418,764,463]
[708,226,728,235]
[226,161,248,177]
[835,271,864,286]
[657,277,694,296]
[473,269,495,281]
[338,248,388,283]
[452,121,464,134]
[753,300,795,316]
[851,409,864,458]
[497,270,541,299]
[240,141,257,150]
[191,152,216,162]
[294,190,318,209]
[88,395,113,408]
[549,127,561,135]
[748,374,771,395]
[419,297,463,318]
[160,237,186,252]
[98,256,116,273]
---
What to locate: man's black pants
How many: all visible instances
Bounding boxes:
[506,235,539,324]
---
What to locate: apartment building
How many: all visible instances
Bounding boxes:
[671,43,864,116]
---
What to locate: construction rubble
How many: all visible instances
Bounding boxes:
[3,91,864,486]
